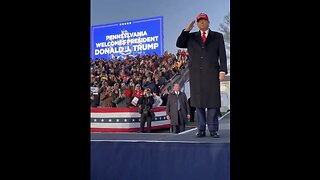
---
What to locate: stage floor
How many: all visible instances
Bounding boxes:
[91,112,230,144]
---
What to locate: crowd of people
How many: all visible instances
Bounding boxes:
[90,50,188,108]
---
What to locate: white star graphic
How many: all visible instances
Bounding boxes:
[132,119,135,122]
[101,119,104,122]
[116,119,119,122]
[109,119,112,122]
[94,119,97,122]
[124,119,127,122]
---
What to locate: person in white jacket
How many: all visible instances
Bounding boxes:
[152,92,163,108]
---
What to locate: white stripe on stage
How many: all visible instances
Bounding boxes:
[91,111,167,118]
[91,120,171,128]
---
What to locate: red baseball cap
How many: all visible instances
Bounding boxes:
[196,13,209,22]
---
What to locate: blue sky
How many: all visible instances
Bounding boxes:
[91,0,230,54]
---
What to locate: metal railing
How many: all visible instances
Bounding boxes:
[161,63,230,112]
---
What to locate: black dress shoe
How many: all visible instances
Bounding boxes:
[196,131,206,137]
[210,131,220,138]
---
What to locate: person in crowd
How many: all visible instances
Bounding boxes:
[160,88,170,106]
[130,83,144,106]
[100,86,115,108]
[152,92,163,108]
[113,89,130,108]
[90,51,188,108]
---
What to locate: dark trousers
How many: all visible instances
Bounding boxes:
[140,113,152,133]
[196,108,219,133]
[171,110,185,133]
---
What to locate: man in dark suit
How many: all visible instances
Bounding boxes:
[166,83,190,133]
[176,13,228,138]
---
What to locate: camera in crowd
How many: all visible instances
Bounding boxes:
[143,88,151,97]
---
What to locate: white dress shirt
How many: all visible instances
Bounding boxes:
[200,29,209,38]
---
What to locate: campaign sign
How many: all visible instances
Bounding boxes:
[91,16,164,60]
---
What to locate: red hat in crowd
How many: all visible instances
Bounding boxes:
[196,13,209,22]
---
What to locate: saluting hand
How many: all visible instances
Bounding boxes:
[184,20,195,31]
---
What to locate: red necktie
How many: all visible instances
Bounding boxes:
[202,31,206,43]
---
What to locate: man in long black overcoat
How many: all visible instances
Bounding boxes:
[176,13,228,137]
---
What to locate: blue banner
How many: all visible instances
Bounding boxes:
[91,16,164,60]
[91,141,230,180]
